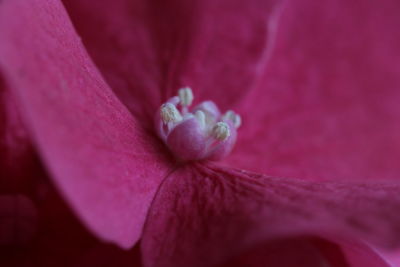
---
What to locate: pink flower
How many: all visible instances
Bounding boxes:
[1,0,400,266]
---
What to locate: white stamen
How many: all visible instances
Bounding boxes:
[222,110,241,128]
[178,87,194,107]
[156,87,241,161]
[160,103,182,123]
[194,110,206,129]
[211,122,230,141]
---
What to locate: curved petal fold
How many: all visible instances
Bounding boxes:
[63,0,282,120]
[0,0,172,248]
[141,164,400,266]
[62,0,165,124]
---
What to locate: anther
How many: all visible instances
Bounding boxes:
[178,87,194,107]
[222,110,241,128]
[160,103,182,123]
[211,122,230,141]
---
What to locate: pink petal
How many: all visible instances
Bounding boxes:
[374,249,400,267]
[227,0,400,182]
[62,0,281,114]
[0,0,172,248]
[62,0,165,126]
[141,164,400,267]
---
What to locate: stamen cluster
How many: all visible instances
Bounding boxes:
[156,87,241,161]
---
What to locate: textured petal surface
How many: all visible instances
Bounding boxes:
[62,0,281,122]
[0,0,172,248]
[64,0,400,183]
[141,164,400,267]
[62,0,164,125]
[226,0,400,182]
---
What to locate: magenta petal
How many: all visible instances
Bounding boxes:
[62,0,166,125]
[141,164,400,267]
[374,249,400,267]
[0,0,172,248]
[164,0,284,110]
[313,239,390,267]
[63,0,282,112]
[228,0,400,182]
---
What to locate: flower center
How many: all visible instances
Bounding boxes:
[156,87,241,161]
